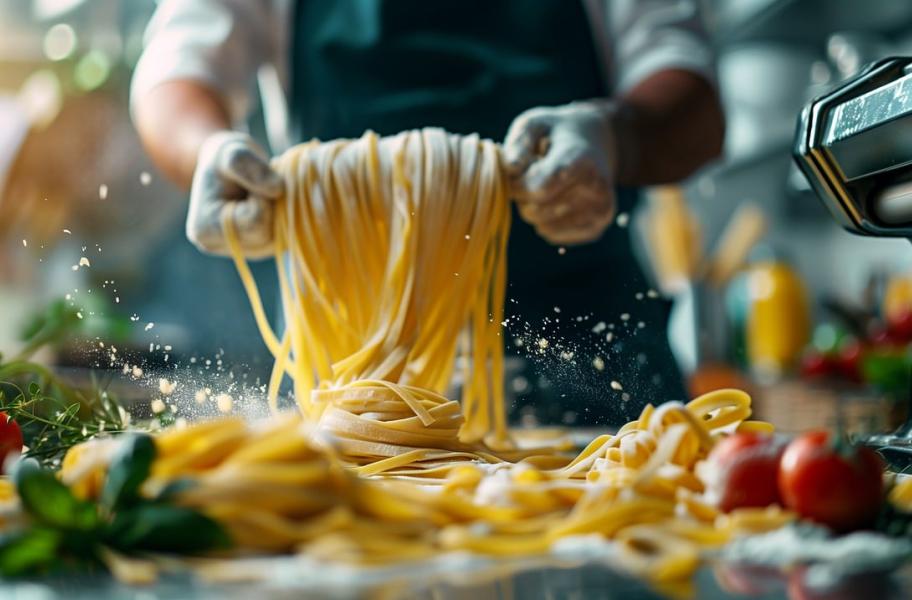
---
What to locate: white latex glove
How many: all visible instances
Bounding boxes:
[503,101,618,245]
[186,131,284,259]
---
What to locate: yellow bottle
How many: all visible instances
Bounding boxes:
[883,273,912,324]
[746,260,811,379]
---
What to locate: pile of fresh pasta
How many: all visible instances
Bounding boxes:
[59,389,788,581]
[57,130,793,585]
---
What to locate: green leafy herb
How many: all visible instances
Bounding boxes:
[12,458,99,531]
[0,449,231,578]
[17,298,131,363]
[0,297,136,468]
[16,299,82,364]
[0,364,130,468]
[0,298,231,578]
[100,434,155,512]
[107,504,230,553]
[153,478,197,503]
[861,350,912,400]
[0,528,62,577]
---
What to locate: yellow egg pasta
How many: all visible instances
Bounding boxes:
[224,129,511,454]
[55,130,797,586]
[58,389,791,584]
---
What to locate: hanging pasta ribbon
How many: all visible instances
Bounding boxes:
[224,129,512,458]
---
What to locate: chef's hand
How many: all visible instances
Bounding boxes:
[186,131,283,259]
[503,101,619,245]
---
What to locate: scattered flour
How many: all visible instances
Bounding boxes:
[721,524,912,589]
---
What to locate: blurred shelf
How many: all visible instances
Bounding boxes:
[751,377,906,435]
[710,0,912,47]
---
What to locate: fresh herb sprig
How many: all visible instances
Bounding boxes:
[0,434,230,577]
[0,372,130,468]
[0,299,133,467]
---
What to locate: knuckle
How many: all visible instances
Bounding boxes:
[185,225,202,246]
[519,106,553,125]
[534,224,558,243]
[236,199,274,233]
[224,145,256,172]
[590,178,611,197]
[586,215,612,235]
[186,223,221,252]
[544,150,590,182]
[510,110,553,142]
[577,215,599,230]
[549,202,571,218]
[517,203,542,224]
[563,150,595,174]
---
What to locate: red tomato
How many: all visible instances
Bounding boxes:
[0,412,23,472]
[835,340,863,383]
[800,352,833,379]
[869,324,907,349]
[707,432,785,512]
[868,325,891,347]
[887,308,912,343]
[778,431,884,532]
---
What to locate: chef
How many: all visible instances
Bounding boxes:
[131,0,724,425]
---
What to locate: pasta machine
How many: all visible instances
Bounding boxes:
[794,56,912,467]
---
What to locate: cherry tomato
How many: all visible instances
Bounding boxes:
[778,431,884,532]
[868,325,891,347]
[707,432,785,512]
[0,412,23,472]
[800,352,833,379]
[835,339,863,383]
[887,308,912,343]
[869,323,907,349]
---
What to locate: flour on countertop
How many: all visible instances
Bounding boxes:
[721,523,912,589]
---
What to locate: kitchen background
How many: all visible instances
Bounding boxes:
[3,0,912,431]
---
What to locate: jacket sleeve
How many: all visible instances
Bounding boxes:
[602,0,716,92]
[130,0,280,125]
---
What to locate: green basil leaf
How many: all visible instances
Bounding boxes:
[861,352,912,394]
[0,528,61,576]
[108,505,230,553]
[152,478,196,503]
[100,433,156,512]
[12,458,99,531]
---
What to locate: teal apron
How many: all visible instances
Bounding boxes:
[288,0,685,425]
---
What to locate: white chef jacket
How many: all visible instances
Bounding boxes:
[132,0,715,150]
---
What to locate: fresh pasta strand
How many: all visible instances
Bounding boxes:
[224,129,513,462]
[38,129,794,586]
[55,388,792,586]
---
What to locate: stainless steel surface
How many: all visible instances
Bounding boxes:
[874,181,912,224]
[668,283,730,375]
[824,69,912,181]
[794,56,912,237]
[1,558,909,600]
[825,70,912,143]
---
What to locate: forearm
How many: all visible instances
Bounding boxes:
[133,80,231,190]
[613,69,725,186]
